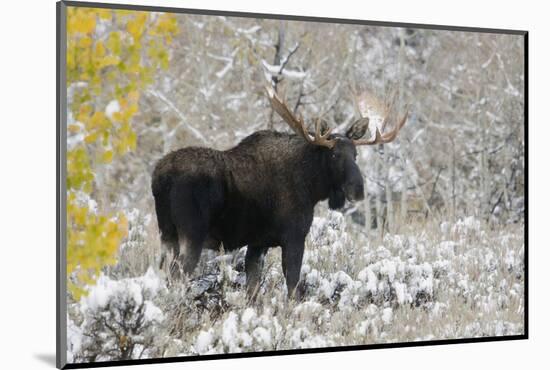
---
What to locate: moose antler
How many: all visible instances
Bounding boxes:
[351,91,408,146]
[265,85,335,149]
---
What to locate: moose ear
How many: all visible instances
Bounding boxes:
[345,117,370,140]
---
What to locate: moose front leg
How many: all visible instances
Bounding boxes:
[245,246,266,298]
[282,240,305,300]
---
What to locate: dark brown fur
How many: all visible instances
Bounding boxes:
[152,130,364,297]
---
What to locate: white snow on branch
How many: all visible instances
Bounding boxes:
[237,25,261,35]
[198,49,240,98]
[146,89,209,144]
[261,60,308,80]
[215,59,233,79]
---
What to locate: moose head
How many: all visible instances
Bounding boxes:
[265,85,408,210]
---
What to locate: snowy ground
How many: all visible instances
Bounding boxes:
[67,209,524,363]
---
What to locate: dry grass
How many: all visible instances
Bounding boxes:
[69,206,524,361]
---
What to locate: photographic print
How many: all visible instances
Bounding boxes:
[57,1,527,368]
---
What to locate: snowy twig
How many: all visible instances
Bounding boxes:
[146,89,209,145]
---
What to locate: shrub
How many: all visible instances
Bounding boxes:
[68,268,166,362]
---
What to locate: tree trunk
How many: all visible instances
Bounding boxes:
[382,146,393,234]
[268,21,286,130]
[451,136,457,222]
[364,177,371,233]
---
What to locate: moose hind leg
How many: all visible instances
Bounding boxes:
[171,200,209,277]
[282,241,305,300]
[170,177,223,277]
[153,193,180,273]
[160,237,179,276]
[158,224,178,268]
[177,236,219,277]
[176,235,203,275]
[159,225,182,280]
[245,246,267,298]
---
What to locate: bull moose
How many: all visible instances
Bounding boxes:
[151,86,408,298]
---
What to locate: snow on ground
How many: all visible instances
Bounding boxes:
[67,210,524,362]
[67,268,166,362]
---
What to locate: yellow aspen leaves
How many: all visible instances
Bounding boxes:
[67,148,94,192]
[67,192,127,300]
[67,8,96,35]
[96,8,112,21]
[101,150,114,164]
[93,41,106,59]
[66,7,179,300]
[149,13,179,44]
[107,32,122,54]
[127,12,148,42]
